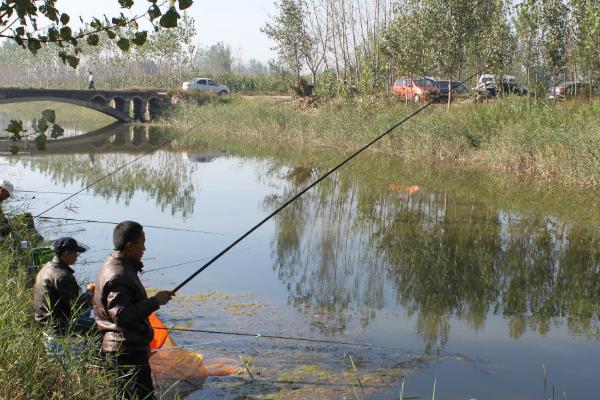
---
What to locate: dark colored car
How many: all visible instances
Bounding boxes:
[435,80,470,96]
[392,77,441,102]
[475,74,528,99]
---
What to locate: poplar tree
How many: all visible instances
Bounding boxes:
[262,0,311,78]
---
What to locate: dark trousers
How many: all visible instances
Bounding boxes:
[88,81,95,90]
[109,351,155,400]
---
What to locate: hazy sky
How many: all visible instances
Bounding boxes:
[58,0,277,62]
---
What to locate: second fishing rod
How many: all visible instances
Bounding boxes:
[170,72,478,294]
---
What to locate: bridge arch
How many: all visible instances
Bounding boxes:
[130,125,147,146]
[130,97,147,121]
[148,97,163,120]
[112,97,129,114]
[90,96,108,106]
[0,96,133,122]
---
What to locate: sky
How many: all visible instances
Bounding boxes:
[58,0,277,62]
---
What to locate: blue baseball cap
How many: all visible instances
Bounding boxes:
[53,237,88,254]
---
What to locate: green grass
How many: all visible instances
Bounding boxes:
[0,231,115,399]
[167,96,600,187]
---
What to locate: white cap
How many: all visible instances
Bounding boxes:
[0,179,15,197]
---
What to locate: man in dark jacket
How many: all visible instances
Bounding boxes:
[33,237,95,334]
[93,221,173,400]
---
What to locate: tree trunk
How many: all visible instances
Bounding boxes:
[526,64,530,101]
[447,76,452,111]
[589,68,593,102]
[574,63,577,97]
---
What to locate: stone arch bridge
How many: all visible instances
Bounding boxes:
[0,88,169,122]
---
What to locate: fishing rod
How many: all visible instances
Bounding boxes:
[170,73,478,294]
[33,137,175,219]
[154,326,384,348]
[38,216,228,236]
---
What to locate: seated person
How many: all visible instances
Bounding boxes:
[34,237,96,335]
[0,179,43,247]
[0,179,14,240]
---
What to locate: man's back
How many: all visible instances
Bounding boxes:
[33,257,82,328]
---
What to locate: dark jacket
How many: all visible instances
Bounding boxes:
[93,250,159,353]
[33,256,88,330]
[0,205,10,239]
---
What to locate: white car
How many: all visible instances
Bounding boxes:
[182,78,230,96]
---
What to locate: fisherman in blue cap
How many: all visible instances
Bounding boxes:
[33,237,96,334]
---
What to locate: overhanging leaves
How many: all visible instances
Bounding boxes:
[117,37,131,52]
[178,0,193,10]
[41,110,56,124]
[159,7,180,28]
[50,124,65,139]
[34,134,47,151]
[148,4,162,21]
[131,31,148,46]
[86,34,100,46]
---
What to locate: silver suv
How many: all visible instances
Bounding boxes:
[182,78,230,96]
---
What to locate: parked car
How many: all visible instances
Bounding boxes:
[392,77,441,102]
[435,80,470,96]
[475,74,527,98]
[547,81,591,100]
[182,78,230,96]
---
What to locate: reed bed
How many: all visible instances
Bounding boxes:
[169,96,600,187]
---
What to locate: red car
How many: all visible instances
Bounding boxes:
[392,77,441,102]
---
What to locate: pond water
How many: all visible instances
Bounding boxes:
[2,112,600,399]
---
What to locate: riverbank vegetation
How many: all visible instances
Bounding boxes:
[0,240,115,399]
[170,95,600,187]
[0,1,597,101]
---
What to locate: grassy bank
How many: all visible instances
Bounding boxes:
[0,237,114,399]
[168,96,600,187]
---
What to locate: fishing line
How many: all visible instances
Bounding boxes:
[151,336,256,353]
[171,73,478,294]
[33,137,175,219]
[142,247,252,274]
[38,216,228,236]
[18,190,95,196]
[155,326,383,348]
[77,256,158,266]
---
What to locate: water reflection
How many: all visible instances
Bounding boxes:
[3,122,600,351]
[2,124,223,217]
[266,162,600,349]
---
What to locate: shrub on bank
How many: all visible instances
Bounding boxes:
[166,96,600,187]
[166,88,232,106]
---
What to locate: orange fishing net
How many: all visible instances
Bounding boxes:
[204,357,244,376]
[149,314,244,398]
[149,313,176,350]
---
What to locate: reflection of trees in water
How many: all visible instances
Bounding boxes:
[268,167,399,335]
[14,150,196,217]
[266,163,600,348]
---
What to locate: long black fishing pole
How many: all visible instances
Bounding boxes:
[33,137,175,219]
[171,73,478,294]
[154,326,383,348]
[38,216,228,236]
